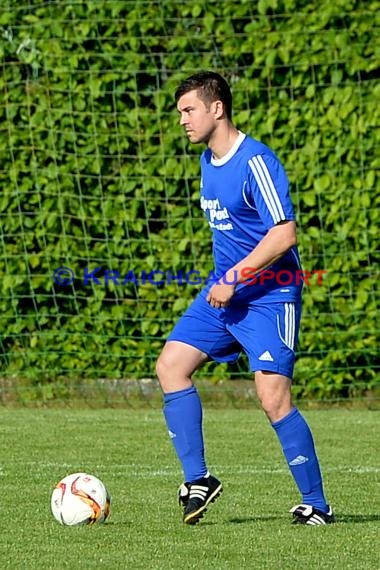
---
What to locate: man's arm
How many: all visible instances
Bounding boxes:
[226,220,297,284]
[206,221,297,308]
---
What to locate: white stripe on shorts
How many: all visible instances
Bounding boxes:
[277,303,296,351]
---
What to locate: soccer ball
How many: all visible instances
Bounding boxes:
[51,472,111,526]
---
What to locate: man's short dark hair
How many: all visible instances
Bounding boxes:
[175,71,232,120]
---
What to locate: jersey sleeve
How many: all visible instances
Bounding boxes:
[246,153,295,230]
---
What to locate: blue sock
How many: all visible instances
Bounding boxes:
[272,407,328,512]
[163,386,207,483]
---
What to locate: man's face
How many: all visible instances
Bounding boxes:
[177,89,216,144]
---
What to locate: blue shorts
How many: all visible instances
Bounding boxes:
[167,293,301,378]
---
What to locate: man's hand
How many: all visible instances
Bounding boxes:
[206,281,236,309]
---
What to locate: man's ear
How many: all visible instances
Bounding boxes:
[212,100,225,119]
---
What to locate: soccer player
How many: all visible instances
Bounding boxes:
[156,71,334,526]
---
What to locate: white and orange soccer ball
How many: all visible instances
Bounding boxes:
[51,472,111,526]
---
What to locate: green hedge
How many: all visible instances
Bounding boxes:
[0,0,378,400]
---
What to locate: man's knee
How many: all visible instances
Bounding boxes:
[255,371,293,422]
[155,350,172,382]
[259,394,290,422]
[156,342,206,393]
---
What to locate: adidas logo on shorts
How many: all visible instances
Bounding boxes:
[258,350,274,362]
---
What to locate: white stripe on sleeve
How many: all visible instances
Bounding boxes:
[248,155,286,223]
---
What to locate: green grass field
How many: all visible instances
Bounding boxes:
[0,408,379,569]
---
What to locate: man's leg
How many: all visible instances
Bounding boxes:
[255,371,334,523]
[227,301,334,524]
[156,340,208,482]
[156,340,222,524]
[156,292,242,523]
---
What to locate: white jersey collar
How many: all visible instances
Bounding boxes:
[211,131,246,167]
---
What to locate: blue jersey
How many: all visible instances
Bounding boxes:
[200,132,302,304]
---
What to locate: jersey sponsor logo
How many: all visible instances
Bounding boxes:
[209,221,233,230]
[200,195,234,231]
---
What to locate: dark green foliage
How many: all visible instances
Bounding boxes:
[0,0,378,399]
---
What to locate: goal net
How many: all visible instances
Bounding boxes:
[0,0,378,401]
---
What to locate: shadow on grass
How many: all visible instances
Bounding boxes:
[228,514,380,525]
[104,521,134,527]
[336,514,380,523]
[228,515,286,524]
